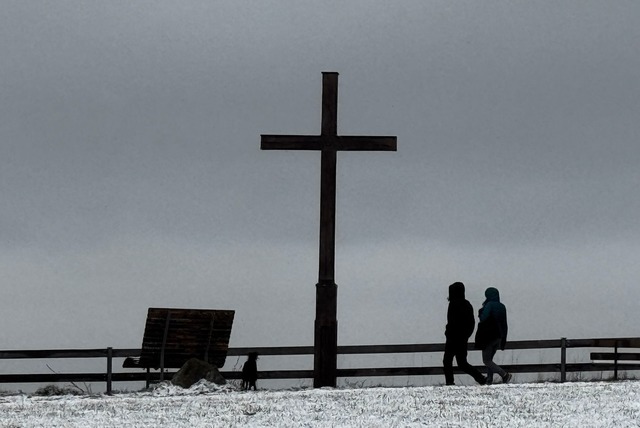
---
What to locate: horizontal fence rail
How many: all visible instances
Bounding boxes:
[1,337,640,394]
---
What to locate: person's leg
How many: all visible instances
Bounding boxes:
[443,342,456,385]
[481,344,494,384]
[455,347,486,385]
[482,338,507,383]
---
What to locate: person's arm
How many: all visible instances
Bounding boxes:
[500,309,508,350]
[445,304,453,337]
[465,302,476,338]
[478,303,492,322]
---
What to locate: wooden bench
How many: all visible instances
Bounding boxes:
[590,351,640,380]
[123,308,235,383]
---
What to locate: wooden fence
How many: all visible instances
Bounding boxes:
[1,337,639,394]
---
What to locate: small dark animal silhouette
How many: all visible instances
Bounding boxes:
[241,352,258,390]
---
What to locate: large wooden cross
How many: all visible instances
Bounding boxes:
[261,72,397,387]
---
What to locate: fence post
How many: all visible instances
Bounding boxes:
[106,347,113,395]
[614,341,619,381]
[560,337,567,383]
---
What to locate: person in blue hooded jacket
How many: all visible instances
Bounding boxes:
[476,287,512,384]
[443,282,486,385]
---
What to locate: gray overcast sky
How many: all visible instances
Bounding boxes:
[1,1,639,354]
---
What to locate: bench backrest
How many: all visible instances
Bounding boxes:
[138,308,235,369]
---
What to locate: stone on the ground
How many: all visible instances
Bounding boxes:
[171,358,226,388]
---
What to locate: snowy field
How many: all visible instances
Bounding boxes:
[1,380,640,427]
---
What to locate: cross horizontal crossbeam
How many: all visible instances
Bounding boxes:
[261,135,397,151]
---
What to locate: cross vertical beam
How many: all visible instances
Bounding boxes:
[316,72,339,388]
[319,72,338,284]
[261,72,397,387]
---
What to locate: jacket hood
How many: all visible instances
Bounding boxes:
[448,282,466,301]
[484,287,500,302]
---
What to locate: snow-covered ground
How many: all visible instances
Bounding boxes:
[1,380,639,427]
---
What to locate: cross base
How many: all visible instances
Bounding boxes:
[314,282,337,387]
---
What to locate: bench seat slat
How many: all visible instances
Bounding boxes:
[590,352,640,361]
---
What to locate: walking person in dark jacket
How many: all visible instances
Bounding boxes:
[443,282,486,385]
[475,287,512,385]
